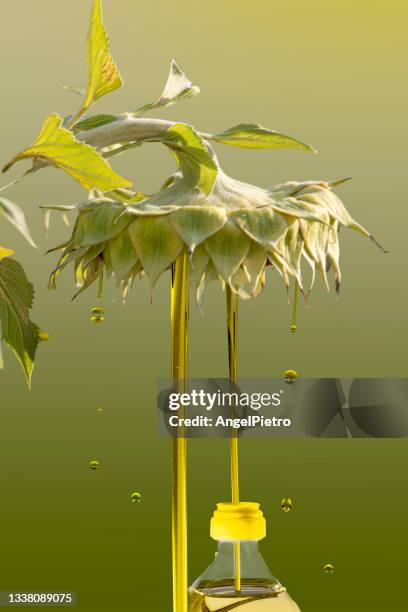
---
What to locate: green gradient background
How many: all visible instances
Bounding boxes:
[0,1,407,610]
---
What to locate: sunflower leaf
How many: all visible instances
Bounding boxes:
[212,123,317,152]
[0,257,40,386]
[135,59,200,115]
[162,123,217,195]
[2,114,131,192]
[74,0,123,121]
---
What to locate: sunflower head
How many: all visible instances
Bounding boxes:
[48,166,382,307]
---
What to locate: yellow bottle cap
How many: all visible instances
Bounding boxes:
[210,502,266,541]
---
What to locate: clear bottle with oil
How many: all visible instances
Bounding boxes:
[189,502,300,611]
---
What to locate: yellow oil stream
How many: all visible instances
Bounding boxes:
[291,282,298,334]
[226,286,241,593]
[171,251,190,612]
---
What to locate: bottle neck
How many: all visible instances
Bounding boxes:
[216,540,260,555]
[191,538,283,597]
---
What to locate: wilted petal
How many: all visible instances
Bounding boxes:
[239,242,268,298]
[276,223,304,288]
[300,211,331,290]
[301,249,317,294]
[197,260,222,310]
[326,221,342,295]
[268,251,291,290]
[190,243,210,293]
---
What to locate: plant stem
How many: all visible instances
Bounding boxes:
[226,286,241,593]
[171,251,190,612]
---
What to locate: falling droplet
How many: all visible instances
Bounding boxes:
[284,369,298,384]
[90,307,105,324]
[324,563,334,575]
[131,491,142,504]
[96,406,103,415]
[89,460,100,471]
[290,282,299,334]
[281,497,293,513]
[97,270,104,299]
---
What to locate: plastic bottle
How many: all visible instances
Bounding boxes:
[189,502,300,610]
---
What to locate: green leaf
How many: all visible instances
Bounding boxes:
[162,124,218,195]
[75,0,123,120]
[0,257,40,386]
[2,114,131,192]
[73,114,118,132]
[211,123,316,152]
[0,197,37,248]
[135,59,200,115]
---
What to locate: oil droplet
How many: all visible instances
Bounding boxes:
[89,460,100,471]
[290,324,297,334]
[90,307,105,324]
[324,563,334,575]
[281,497,293,513]
[284,369,298,384]
[131,491,142,504]
[38,330,50,342]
